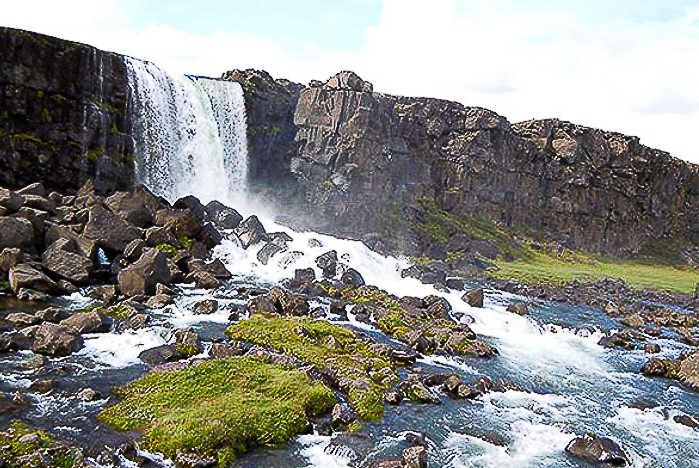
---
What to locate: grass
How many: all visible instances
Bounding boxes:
[226,315,398,420]
[0,421,80,468]
[491,243,699,294]
[98,356,335,465]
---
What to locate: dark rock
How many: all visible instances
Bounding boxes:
[385,389,404,405]
[316,250,338,278]
[83,203,141,252]
[174,195,208,224]
[233,215,267,248]
[9,263,60,295]
[446,278,465,290]
[462,288,484,308]
[402,446,427,468]
[35,307,69,323]
[205,200,243,229]
[123,239,146,262]
[268,286,310,316]
[0,188,24,213]
[185,270,221,289]
[673,414,699,429]
[401,265,447,285]
[257,241,285,265]
[565,433,629,467]
[89,285,118,304]
[331,403,357,429]
[118,249,172,296]
[341,268,365,287]
[294,268,316,284]
[423,295,452,319]
[18,182,47,197]
[144,226,176,247]
[405,381,441,404]
[41,239,93,284]
[139,345,182,366]
[0,217,34,250]
[644,343,661,354]
[198,222,223,249]
[209,342,247,358]
[145,294,175,309]
[6,312,41,328]
[0,247,22,275]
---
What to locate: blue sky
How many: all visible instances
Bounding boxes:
[2,0,699,162]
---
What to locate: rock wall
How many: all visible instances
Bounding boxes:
[0,27,134,195]
[225,70,699,257]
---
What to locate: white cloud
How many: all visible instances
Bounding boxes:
[2,0,698,162]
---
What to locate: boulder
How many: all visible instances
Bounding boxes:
[61,310,111,333]
[9,263,60,295]
[41,239,93,284]
[0,248,22,275]
[155,208,202,238]
[105,191,156,227]
[174,195,208,223]
[405,381,441,404]
[83,203,141,252]
[462,288,484,308]
[0,217,34,250]
[209,342,247,358]
[145,294,175,309]
[185,270,221,289]
[0,188,23,213]
[679,351,699,390]
[138,345,183,366]
[268,286,310,316]
[506,301,529,315]
[205,200,243,229]
[423,295,452,319]
[21,195,55,213]
[402,446,427,468]
[35,307,70,323]
[192,299,219,315]
[6,312,41,328]
[17,182,47,197]
[233,215,267,248]
[331,403,357,429]
[257,242,285,265]
[294,268,316,284]
[144,226,176,247]
[565,433,629,467]
[315,250,338,278]
[445,278,465,290]
[198,222,223,249]
[341,268,365,287]
[401,265,447,284]
[31,323,84,357]
[117,249,172,296]
[123,239,147,262]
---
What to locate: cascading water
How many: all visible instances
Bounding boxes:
[125,57,248,206]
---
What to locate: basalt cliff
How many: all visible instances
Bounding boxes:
[2,26,699,260]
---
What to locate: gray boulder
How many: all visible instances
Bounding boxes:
[117,249,172,296]
[0,217,34,251]
[83,203,141,252]
[9,264,59,295]
[205,201,242,229]
[565,433,628,467]
[31,323,84,357]
[462,288,484,308]
[61,310,111,333]
[41,239,93,284]
[234,215,267,249]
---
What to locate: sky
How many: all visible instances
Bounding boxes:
[3,0,699,162]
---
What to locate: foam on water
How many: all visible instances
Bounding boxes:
[76,328,167,368]
[297,434,353,468]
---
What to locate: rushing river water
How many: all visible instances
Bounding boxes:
[1,57,697,467]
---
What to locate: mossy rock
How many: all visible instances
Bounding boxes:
[0,421,82,468]
[99,356,335,464]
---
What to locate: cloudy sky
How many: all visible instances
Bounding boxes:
[3,0,699,162]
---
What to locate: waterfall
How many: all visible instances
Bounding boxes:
[125,57,248,205]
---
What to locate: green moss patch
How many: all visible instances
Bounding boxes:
[99,356,335,463]
[226,315,399,420]
[0,421,81,468]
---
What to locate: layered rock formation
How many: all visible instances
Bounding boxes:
[0,27,134,194]
[225,69,699,257]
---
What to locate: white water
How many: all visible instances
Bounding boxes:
[126,57,248,205]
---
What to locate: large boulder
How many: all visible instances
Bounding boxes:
[205,201,243,229]
[234,215,267,248]
[315,250,338,278]
[462,288,484,308]
[0,248,22,275]
[268,286,310,316]
[61,310,111,334]
[8,263,59,294]
[117,249,172,296]
[30,323,84,357]
[83,203,141,252]
[41,239,93,284]
[565,433,628,467]
[679,351,699,390]
[0,217,34,251]
[0,188,23,213]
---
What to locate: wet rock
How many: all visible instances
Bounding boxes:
[77,388,101,401]
[0,217,34,250]
[209,342,247,358]
[316,250,338,278]
[123,238,146,262]
[401,265,447,285]
[257,241,285,265]
[145,294,175,309]
[198,222,223,249]
[678,351,699,390]
[389,349,417,365]
[446,278,465,290]
[105,189,158,228]
[118,313,150,332]
[89,285,118,304]
[41,238,93,284]
[404,381,441,404]
[118,249,172,296]
[621,313,645,328]
[565,433,629,467]
[385,389,404,405]
[6,312,41,328]
[233,215,267,248]
[21,354,47,370]
[174,329,203,355]
[294,267,316,284]
[9,263,60,295]
[268,286,310,316]
[0,188,24,213]
[83,203,141,252]
[185,270,221,289]
[205,200,243,229]
[598,331,638,350]
[248,294,278,316]
[331,403,357,429]
[506,301,529,315]
[144,225,176,247]
[139,344,183,366]
[462,288,484,308]
[673,414,699,429]
[402,445,427,468]
[31,323,84,357]
[644,343,661,354]
[423,295,452,319]
[193,299,218,315]
[341,268,365,287]
[16,288,52,302]
[155,208,202,239]
[29,379,55,393]
[60,309,111,334]
[370,458,403,468]
[442,374,462,394]
[174,452,217,468]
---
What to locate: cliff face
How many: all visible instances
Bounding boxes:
[225,70,699,257]
[0,27,134,194]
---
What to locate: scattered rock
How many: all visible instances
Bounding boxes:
[118,249,172,296]
[0,217,34,251]
[41,238,93,284]
[6,312,41,328]
[506,301,529,315]
[30,323,84,357]
[462,288,484,308]
[316,250,338,278]
[402,446,427,468]
[9,263,60,295]
[77,388,101,401]
[60,309,111,334]
[233,215,267,248]
[673,414,699,429]
[331,403,357,429]
[193,299,218,315]
[341,268,365,287]
[205,201,242,229]
[565,433,629,467]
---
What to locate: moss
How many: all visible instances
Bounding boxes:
[321,284,403,314]
[93,100,119,113]
[99,356,335,462]
[174,343,198,358]
[156,243,178,255]
[248,125,282,137]
[0,421,80,468]
[179,235,194,251]
[41,108,52,123]
[12,133,43,144]
[85,147,104,162]
[85,304,131,320]
[0,280,10,291]
[375,311,411,340]
[225,315,398,420]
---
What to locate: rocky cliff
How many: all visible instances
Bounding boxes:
[0,27,134,194]
[225,70,699,258]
